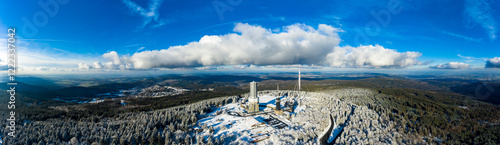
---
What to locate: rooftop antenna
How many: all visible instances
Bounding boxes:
[291,65,302,98]
[298,65,301,98]
[298,65,301,92]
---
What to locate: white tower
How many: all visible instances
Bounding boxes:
[248,81,259,113]
[250,81,257,98]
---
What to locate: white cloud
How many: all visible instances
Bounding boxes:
[137,46,146,51]
[233,64,258,69]
[32,66,62,71]
[430,62,471,69]
[35,66,49,71]
[195,66,224,70]
[78,63,91,70]
[465,0,496,39]
[485,57,500,68]
[0,39,98,71]
[118,64,134,70]
[122,0,167,29]
[102,51,123,65]
[50,67,61,71]
[93,61,103,69]
[17,66,62,72]
[104,62,115,69]
[99,52,134,70]
[325,45,422,68]
[88,23,423,70]
[129,23,342,69]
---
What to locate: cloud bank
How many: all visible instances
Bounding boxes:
[82,23,423,70]
[430,62,471,69]
[326,45,422,68]
[485,57,500,68]
[131,23,342,69]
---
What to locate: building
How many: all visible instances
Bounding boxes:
[274,96,283,115]
[248,81,259,113]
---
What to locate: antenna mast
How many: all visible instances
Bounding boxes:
[298,65,301,97]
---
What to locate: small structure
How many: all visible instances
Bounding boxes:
[193,127,203,132]
[286,100,295,111]
[274,96,283,115]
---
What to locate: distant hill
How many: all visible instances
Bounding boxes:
[16,76,64,89]
[0,82,53,93]
[451,82,500,105]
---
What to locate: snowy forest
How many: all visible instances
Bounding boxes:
[0,78,499,144]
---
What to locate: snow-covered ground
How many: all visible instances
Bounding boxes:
[294,105,306,112]
[196,89,402,144]
[197,94,292,143]
[327,125,343,143]
[200,104,255,134]
[257,94,282,108]
[198,103,268,140]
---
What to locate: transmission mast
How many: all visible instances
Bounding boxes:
[298,65,301,92]
[298,65,301,98]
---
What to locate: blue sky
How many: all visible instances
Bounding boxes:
[0,0,499,73]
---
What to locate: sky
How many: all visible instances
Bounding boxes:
[0,0,499,74]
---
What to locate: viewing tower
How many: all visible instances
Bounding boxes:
[248,81,259,113]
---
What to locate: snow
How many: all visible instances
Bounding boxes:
[197,99,288,143]
[327,125,343,143]
[199,105,263,138]
[294,105,306,113]
[200,114,248,133]
[270,114,292,126]
[207,103,240,116]
[88,98,104,104]
[120,100,127,106]
[258,94,277,104]
[196,93,305,143]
